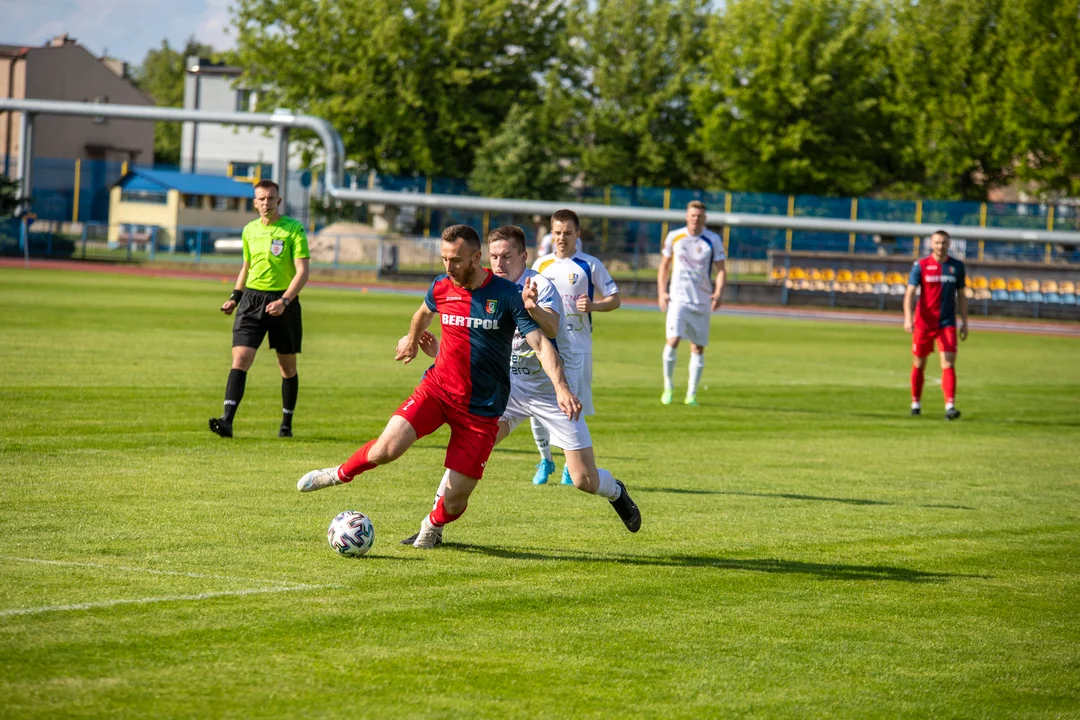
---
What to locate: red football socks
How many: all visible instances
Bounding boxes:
[942,367,956,404]
[338,439,378,482]
[429,495,465,527]
[911,366,925,403]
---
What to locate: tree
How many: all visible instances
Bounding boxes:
[1001,0,1080,198]
[693,0,902,197]
[133,38,216,165]
[888,0,1015,200]
[231,0,565,178]
[468,104,567,200]
[571,0,711,189]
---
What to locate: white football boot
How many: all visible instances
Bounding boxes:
[296,466,345,493]
[411,516,444,549]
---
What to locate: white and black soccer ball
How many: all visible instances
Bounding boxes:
[327,510,375,557]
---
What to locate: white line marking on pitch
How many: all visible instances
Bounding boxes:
[0,584,335,618]
[0,555,310,587]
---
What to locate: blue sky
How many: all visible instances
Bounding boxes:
[3,0,235,66]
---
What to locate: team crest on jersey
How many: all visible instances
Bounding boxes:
[271,239,285,256]
[485,299,498,314]
[569,272,579,284]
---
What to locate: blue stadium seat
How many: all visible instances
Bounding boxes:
[991,290,1010,301]
[1043,292,1061,304]
[1061,294,1077,305]
[1009,290,1027,302]
[1027,291,1044,303]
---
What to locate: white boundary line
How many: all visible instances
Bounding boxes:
[0,555,310,587]
[0,584,334,618]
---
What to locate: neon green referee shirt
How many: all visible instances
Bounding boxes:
[242,215,311,292]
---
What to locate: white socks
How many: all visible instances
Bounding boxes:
[432,469,450,511]
[662,344,677,390]
[688,352,705,396]
[530,417,553,462]
[596,468,620,500]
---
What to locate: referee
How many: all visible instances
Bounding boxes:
[210,179,310,438]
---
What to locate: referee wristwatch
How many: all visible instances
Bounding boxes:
[281,296,292,307]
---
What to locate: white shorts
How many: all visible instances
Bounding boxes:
[666,305,711,346]
[562,351,594,416]
[502,382,592,450]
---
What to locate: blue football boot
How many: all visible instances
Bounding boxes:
[532,458,556,485]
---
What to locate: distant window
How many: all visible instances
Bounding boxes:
[230,161,273,180]
[213,196,231,210]
[183,194,202,208]
[87,95,109,124]
[121,190,167,204]
[235,89,257,113]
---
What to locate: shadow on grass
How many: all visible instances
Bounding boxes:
[638,487,974,510]
[448,544,984,583]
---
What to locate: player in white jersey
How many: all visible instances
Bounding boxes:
[401,226,641,545]
[537,232,553,257]
[530,209,621,485]
[657,201,726,406]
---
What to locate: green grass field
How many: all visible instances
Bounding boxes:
[1,267,1078,719]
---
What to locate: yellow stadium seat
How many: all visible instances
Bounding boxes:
[808,268,823,281]
[973,275,989,290]
[989,277,1007,291]
[1007,278,1024,291]
[836,269,854,283]
[869,271,885,283]
[771,267,787,281]
[886,272,906,286]
[1024,278,1040,292]
[1041,280,1058,293]
[1059,280,1076,294]
[854,270,871,283]
[789,267,807,280]
[820,268,836,282]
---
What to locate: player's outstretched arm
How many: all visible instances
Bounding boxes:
[396,303,437,365]
[711,260,727,312]
[903,285,917,334]
[526,329,582,421]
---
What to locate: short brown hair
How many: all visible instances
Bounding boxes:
[488,225,527,253]
[551,209,580,232]
[442,224,481,251]
[687,201,706,211]
[253,179,279,194]
[931,229,950,240]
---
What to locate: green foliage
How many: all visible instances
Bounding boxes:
[2,268,1079,716]
[468,104,566,200]
[0,175,18,217]
[574,0,711,188]
[133,38,217,165]
[888,0,1015,200]
[232,0,565,178]
[693,0,901,196]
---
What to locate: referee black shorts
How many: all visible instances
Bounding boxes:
[232,289,303,354]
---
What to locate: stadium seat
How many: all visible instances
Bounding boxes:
[991,289,1009,301]
[771,267,787,282]
[889,284,907,295]
[789,267,807,281]
[1007,278,1024,292]
[963,287,974,299]
[1009,290,1027,302]
[885,272,906,286]
[808,268,824,281]
[972,275,989,290]
[796,279,812,290]
[989,277,1007,291]
[869,271,886,284]
[854,270,871,283]
[840,282,858,293]
[1041,280,1059,293]
[1058,281,1075,295]
[1027,292,1044,303]
[811,280,828,291]
[873,283,890,295]
[856,282,874,294]
[1061,293,1077,305]
[1024,278,1040,292]
[1043,292,1061,304]
[974,288,991,300]
[836,269,854,283]
[820,268,836,282]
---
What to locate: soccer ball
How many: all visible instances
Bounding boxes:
[327,510,375,557]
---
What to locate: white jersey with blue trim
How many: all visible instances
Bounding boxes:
[532,250,619,356]
[662,226,725,311]
[509,269,567,395]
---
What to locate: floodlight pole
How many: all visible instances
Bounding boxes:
[17,111,33,266]
[275,126,289,207]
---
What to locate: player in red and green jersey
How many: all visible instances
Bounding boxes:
[211,179,310,438]
[904,230,969,420]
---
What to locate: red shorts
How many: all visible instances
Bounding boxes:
[912,325,958,357]
[394,381,500,479]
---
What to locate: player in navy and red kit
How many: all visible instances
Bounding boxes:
[296,225,581,547]
[904,230,969,420]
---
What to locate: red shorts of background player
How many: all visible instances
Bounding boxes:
[393,380,500,479]
[912,325,958,357]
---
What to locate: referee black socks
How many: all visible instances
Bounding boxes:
[281,374,298,433]
[222,368,247,422]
